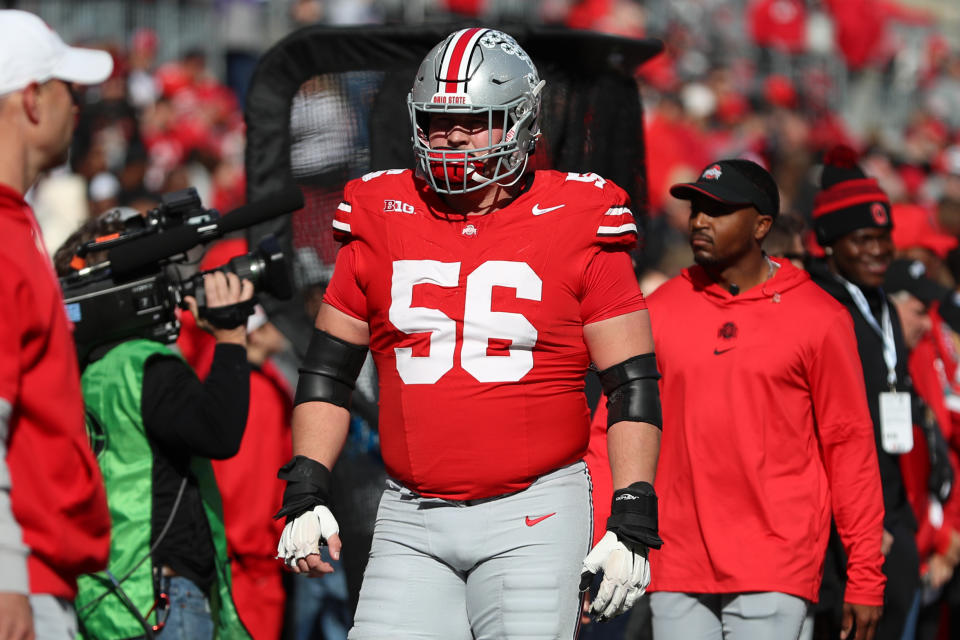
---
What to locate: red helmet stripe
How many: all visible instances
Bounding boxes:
[440,28,487,94]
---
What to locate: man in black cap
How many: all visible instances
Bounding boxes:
[808,146,920,640]
[634,158,886,640]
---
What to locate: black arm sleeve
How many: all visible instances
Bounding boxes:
[142,343,251,459]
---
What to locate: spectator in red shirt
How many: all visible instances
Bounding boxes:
[177,239,293,640]
[748,0,806,55]
[0,10,113,639]
[643,159,885,640]
[824,0,931,71]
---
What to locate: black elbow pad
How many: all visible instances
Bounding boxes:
[597,353,662,430]
[294,329,368,409]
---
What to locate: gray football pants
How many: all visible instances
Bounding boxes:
[348,461,593,640]
[650,591,813,640]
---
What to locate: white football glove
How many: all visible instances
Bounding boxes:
[580,531,651,621]
[277,505,340,568]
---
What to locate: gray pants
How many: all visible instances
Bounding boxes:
[650,591,813,640]
[30,595,77,640]
[349,462,593,640]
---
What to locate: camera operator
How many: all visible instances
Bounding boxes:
[52,213,255,640]
[0,10,114,640]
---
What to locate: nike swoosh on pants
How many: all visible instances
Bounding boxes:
[525,513,557,526]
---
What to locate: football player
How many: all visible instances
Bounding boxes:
[275,28,663,638]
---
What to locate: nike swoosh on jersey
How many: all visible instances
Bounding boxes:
[713,347,735,355]
[525,513,557,526]
[532,204,565,216]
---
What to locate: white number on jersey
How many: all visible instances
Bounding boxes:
[390,260,460,384]
[462,261,541,382]
[565,172,607,189]
[390,260,542,384]
[361,169,406,182]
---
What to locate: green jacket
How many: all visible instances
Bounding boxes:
[75,340,250,639]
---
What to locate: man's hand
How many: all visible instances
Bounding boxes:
[881,529,894,556]
[926,554,955,590]
[183,271,255,344]
[0,592,34,640]
[944,528,960,566]
[841,602,881,640]
[277,505,342,577]
[579,531,650,622]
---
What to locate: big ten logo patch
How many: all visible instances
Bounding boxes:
[384,199,416,214]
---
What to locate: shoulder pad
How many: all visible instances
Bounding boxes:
[560,172,637,250]
[332,180,356,244]
[332,169,411,244]
[359,169,408,183]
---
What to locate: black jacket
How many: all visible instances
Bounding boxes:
[808,260,916,532]
[141,343,250,593]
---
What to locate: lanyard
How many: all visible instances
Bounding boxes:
[839,276,897,387]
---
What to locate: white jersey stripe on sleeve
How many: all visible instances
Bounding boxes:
[604,206,632,216]
[332,220,352,233]
[337,202,352,213]
[597,223,638,236]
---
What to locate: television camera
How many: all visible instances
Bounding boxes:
[59,186,304,365]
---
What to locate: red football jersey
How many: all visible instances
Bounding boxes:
[324,169,646,499]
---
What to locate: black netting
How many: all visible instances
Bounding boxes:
[244,24,662,351]
[536,60,646,209]
[288,72,384,290]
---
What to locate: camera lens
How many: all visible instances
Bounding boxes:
[225,254,265,288]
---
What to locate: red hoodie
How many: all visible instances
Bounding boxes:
[0,184,110,597]
[646,259,885,605]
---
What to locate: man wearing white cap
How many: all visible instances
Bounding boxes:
[0,10,114,639]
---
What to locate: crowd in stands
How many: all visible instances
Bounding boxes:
[30,0,960,284]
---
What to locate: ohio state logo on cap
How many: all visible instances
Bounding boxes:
[871,202,888,225]
[702,165,722,180]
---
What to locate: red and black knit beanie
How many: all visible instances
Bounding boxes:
[812,145,892,246]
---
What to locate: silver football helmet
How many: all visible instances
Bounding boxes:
[407,28,544,194]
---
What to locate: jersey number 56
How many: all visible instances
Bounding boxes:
[389,260,541,384]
